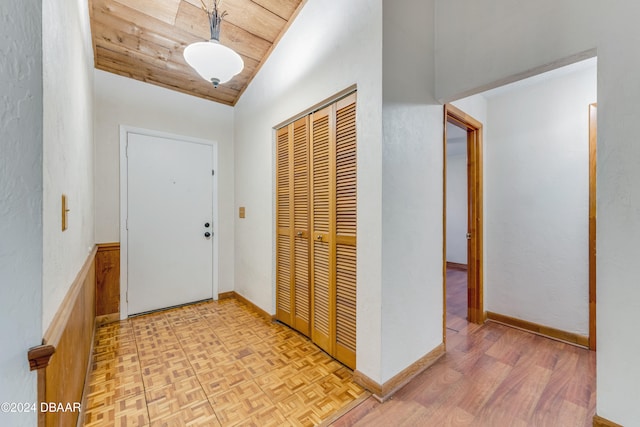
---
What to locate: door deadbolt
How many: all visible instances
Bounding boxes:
[204,222,210,228]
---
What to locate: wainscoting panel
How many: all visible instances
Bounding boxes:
[96,243,120,322]
[29,246,97,427]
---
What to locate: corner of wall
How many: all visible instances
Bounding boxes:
[0,1,43,425]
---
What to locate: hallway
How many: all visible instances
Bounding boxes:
[332,269,596,426]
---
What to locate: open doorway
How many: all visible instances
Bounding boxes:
[443,57,597,349]
[443,104,484,343]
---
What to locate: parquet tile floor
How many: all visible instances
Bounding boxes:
[83,299,367,427]
[330,269,596,426]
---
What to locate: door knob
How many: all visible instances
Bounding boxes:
[204,222,210,228]
[316,234,322,241]
[204,232,211,238]
[297,231,303,237]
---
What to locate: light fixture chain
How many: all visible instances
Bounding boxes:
[199,0,228,42]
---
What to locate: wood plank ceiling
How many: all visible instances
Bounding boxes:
[89,0,305,106]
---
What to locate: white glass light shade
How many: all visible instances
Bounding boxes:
[183,40,244,87]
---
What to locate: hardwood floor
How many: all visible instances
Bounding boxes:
[331,269,596,426]
[83,299,367,427]
[446,267,468,333]
[84,272,596,426]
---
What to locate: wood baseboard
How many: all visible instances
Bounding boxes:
[29,246,98,427]
[218,291,235,300]
[95,313,119,326]
[354,343,445,402]
[446,262,468,271]
[486,311,589,348]
[230,292,274,322]
[76,319,99,427]
[593,415,623,427]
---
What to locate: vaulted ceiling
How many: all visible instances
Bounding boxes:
[89,0,305,106]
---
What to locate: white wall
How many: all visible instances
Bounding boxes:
[446,131,467,264]
[93,70,235,294]
[596,3,640,423]
[380,0,443,383]
[435,1,640,423]
[234,0,384,382]
[484,62,596,335]
[0,1,42,425]
[435,0,599,102]
[42,0,95,331]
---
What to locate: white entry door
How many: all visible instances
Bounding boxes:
[126,132,214,315]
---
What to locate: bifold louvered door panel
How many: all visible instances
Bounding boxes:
[276,126,293,326]
[276,118,311,336]
[310,105,333,354]
[334,95,357,368]
[277,92,357,369]
[310,93,357,369]
[292,118,310,336]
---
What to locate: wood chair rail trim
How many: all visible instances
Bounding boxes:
[43,246,98,347]
[27,345,56,371]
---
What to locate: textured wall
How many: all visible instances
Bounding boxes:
[93,70,235,295]
[595,3,640,423]
[0,0,43,425]
[379,0,443,383]
[436,1,640,423]
[434,0,599,102]
[485,62,596,335]
[42,0,95,331]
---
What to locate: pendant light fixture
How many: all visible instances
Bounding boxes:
[183,0,244,88]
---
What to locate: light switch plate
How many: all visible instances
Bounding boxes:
[239,207,246,219]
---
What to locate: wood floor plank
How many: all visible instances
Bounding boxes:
[85,271,595,426]
[330,268,596,426]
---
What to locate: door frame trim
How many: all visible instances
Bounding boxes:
[119,126,219,319]
[589,103,597,351]
[443,104,484,340]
